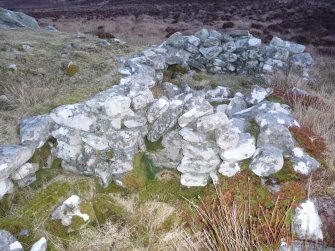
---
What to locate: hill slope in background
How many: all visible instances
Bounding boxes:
[0,0,334,52]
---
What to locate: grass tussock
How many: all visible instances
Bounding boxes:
[179,187,294,251]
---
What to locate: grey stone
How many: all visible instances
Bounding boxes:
[178,100,213,127]
[147,97,169,124]
[257,124,295,156]
[179,128,206,143]
[202,37,221,48]
[0,145,34,180]
[147,100,184,142]
[245,85,273,106]
[16,174,36,188]
[0,229,23,251]
[290,52,314,69]
[0,178,14,198]
[30,237,47,251]
[123,115,147,128]
[0,8,39,29]
[194,28,210,42]
[226,93,247,117]
[20,115,52,148]
[218,161,241,177]
[270,37,305,54]
[180,173,209,187]
[80,132,109,151]
[255,111,300,128]
[219,133,256,162]
[199,46,223,59]
[205,86,231,102]
[11,163,39,180]
[219,52,238,62]
[290,147,320,175]
[280,240,335,251]
[50,103,96,132]
[196,112,229,132]
[166,32,185,49]
[249,146,284,176]
[229,30,250,37]
[51,195,90,228]
[233,100,290,121]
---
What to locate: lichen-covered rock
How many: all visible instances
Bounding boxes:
[245,85,273,106]
[180,173,209,187]
[226,93,248,117]
[0,145,34,180]
[50,103,96,132]
[257,123,295,156]
[205,86,231,102]
[290,147,320,175]
[147,100,184,142]
[147,97,169,123]
[20,115,52,148]
[51,195,92,231]
[249,146,284,176]
[270,36,305,54]
[196,112,229,132]
[80,132,109,151]
[178,101,213,127]
[199,46,223,59]
[219,133,256,162]
[179,128,206,143]
[218,161,241,177]
[255,111,300,128]
[292,199,323,241]
[0,229,23,251]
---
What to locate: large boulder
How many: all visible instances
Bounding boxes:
[0,8,39,29]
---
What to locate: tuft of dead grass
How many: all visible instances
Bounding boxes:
[178,187,294,251]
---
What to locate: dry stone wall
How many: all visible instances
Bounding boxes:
[0,29,318,196]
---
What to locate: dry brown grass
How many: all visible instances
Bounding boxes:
[0,28,142,144]
[178,188,294,251]
[266,52,335,170]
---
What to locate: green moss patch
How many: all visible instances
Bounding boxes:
[248,120,260,138]
[163,64,188,82]
[92,194,127,224]
[144,137,164,152]
[267,95,287,104]
[270,160,299,183]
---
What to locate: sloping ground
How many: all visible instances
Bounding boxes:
[0,28,143,144]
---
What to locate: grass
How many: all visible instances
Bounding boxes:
[0,28,142,145]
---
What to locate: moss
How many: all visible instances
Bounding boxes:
[160,213,178,232]
[17,182,72,219]
[91,194,127,224]
[163,64,188,82]
[145,137,164,152]
[45,220,68,239]
[210,101,222,107]
[123,153,148,190]
[65,63,79,76]
[209,80,219,88]
[28,141,52,168]
[105,149,114,159]
[138,178,205,204]
[79,202,96,220]
[267,95,287,104]
[142,154,160,180]
[192,73,207,81]
[29,159,62,190]
[248,120,260,139]
[270,160,299,183]
[70,215,86,231]
[0,217,34,249]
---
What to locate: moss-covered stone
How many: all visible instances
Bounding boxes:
[70,215,86,231]
[91,194,127,224]
[65,62,79,77]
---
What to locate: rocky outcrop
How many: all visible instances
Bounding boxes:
[0,8,39,29]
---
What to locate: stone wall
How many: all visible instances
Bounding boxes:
[0,29,318,198]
